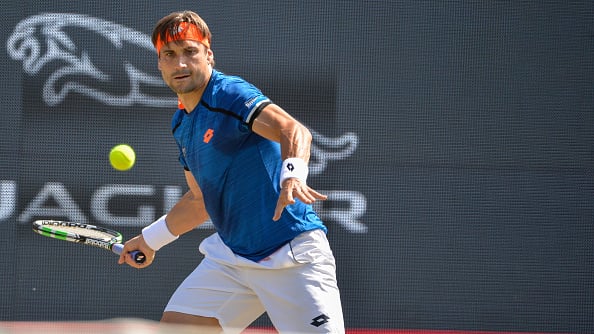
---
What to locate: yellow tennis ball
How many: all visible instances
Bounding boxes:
[109,144,136,171]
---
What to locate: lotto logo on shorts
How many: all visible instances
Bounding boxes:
[310,314,330,327]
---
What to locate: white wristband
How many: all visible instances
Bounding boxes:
[280,157,309,186]
[142,215,178,251]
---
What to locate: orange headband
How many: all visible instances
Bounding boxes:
[155,22,210,54]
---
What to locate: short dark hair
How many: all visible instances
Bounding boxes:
[151,11,212,49]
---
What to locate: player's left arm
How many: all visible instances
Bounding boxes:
[251,103,327,221]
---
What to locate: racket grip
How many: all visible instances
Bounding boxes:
[112,243,146,264]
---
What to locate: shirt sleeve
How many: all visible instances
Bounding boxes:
[210,75,271,126]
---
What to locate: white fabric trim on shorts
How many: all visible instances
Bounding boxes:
[164,229,345,334]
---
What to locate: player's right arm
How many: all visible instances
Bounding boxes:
[118,170,208,268]
[166,170,210,235]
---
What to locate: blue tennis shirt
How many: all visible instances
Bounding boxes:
[171,70,326,261]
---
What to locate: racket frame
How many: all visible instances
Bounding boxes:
[33,220,122,250]
[32,219,145,263]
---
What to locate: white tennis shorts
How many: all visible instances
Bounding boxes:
[164,229,345,334]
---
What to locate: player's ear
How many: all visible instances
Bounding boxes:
[206,49,214,63]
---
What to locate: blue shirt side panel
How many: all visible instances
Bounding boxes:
[172,109,189,169]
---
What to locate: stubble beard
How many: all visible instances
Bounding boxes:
[170,82,201,96]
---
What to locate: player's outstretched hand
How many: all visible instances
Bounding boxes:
[118,234,156,268]
[273,178,327,221]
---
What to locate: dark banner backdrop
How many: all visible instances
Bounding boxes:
[1,1,593,333]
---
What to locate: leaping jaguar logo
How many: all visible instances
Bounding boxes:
[6,13,176,107]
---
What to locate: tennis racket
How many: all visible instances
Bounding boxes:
[32,219,145,264]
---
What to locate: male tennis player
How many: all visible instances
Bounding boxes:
[118,10,345,334]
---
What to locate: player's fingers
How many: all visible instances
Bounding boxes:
[273,197,291,221]
[308,187,328,200]
[273,202,284,221]
[295,187,316,204]
[296,185,328,204]
[120,251,138,267]
[118,243,134,265]
[125,253,138,267]
[273,187,295,221]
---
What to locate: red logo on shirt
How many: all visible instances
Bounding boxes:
[203,128,214,143]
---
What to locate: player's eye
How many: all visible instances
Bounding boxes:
[161,51,175,58]
[185,48,199,56]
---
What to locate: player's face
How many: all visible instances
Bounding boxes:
[158,40,212,96]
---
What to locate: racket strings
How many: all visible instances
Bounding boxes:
[36,221,121,242]
[55,225,117,241]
